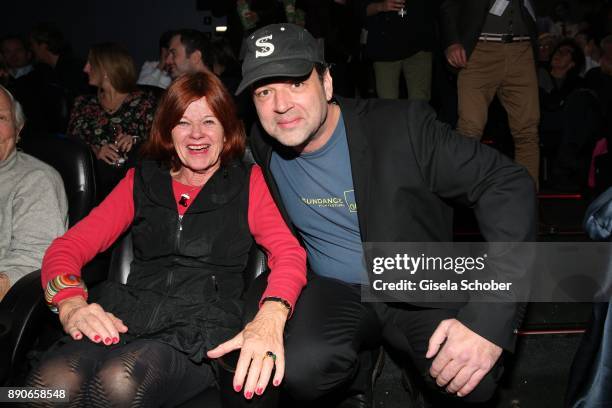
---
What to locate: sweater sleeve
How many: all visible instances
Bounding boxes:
[1,169,68,286]
[41,169,136,304]
[247,165,307,312]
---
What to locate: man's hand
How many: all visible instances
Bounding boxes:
[426,319,502,397]
[445,43,467,68]
[207,301,289,399]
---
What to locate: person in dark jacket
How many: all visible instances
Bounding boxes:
[25,72,307,406]
[230,23,536,406]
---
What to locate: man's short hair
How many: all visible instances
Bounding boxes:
[176,29,212,68]
[0,84,26,132]
[30,22,65,55]
[159,30,175,51]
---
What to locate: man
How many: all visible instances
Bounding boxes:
[0,36,34,80]
[440,0,540,186]
[210,24,536,406]
[137,30,174,89]
[0,85,68,301]
[165,29,213,79]
[29,23,88,100]
[19,23,88,136]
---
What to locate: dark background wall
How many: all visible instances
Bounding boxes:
[1,0,606,68]
[1,0,227,66]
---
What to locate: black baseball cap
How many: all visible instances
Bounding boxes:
[236,24,325,95]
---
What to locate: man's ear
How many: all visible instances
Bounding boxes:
[190,50,203,67]
[323,69,333,101]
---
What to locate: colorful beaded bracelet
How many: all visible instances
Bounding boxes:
[44,274,88,313]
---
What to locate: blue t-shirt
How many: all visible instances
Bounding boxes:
[270,114,367,284]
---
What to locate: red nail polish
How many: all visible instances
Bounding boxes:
[113,337,119,343]
[104,337,111,345]
[255,387,262,395]
[273,379,280,386]
[74,333,82,340]
[94,335,101,342]
[234,384,242,392]
[245,391,253,399]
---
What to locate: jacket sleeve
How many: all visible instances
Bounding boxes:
[406,101,537,351]
[439,0,462,48]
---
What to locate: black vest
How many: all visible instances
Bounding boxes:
[94,160,253,362]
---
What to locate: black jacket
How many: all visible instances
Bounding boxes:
[439,0,538,60]
[250,96,537,351]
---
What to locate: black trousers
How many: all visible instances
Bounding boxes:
[245,274,503,406]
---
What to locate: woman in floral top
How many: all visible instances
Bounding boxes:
[67,43,157,200]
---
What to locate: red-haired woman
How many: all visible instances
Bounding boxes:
[27,72,306,406]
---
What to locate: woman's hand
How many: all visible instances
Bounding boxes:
[95,143,121,165]
[207,301,289,399]
[57,296,128,345]
[115,133,136,153]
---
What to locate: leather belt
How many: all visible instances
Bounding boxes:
[478,34,531,43]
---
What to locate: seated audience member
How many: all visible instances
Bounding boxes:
[165,29,213,80]
[539,39,598,191]
[0,35,34,79]
[29,23,89,98]
[26,72,306,407]
[137,30,174,90]
[0,85,68,301]
[67,42,156,201]
[537,32,558,69]
[575,29,601,76]
[24,22,89,136]
[538,39,585,113]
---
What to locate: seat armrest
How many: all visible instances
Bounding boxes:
[0,270,50,385]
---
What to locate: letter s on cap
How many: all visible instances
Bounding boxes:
[255,35,275,58]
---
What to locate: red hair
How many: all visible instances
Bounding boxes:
[141,71,245,170]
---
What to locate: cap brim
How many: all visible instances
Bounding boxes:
[235,59,315,95]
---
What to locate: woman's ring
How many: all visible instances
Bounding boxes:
[265,351,277,362]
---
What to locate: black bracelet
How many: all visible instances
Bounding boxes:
[262,296,292,313]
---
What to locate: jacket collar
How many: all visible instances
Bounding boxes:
[335,96,371,241]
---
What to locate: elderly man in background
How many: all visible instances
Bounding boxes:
[0,85,67,301]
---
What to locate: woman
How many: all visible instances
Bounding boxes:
[67,42,156,200]
[27,72,307,406]
[0,85,67,301]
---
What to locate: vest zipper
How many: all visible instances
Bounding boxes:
[212,274,218,292]
[144,215,183,332]
[175,215,183,252]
